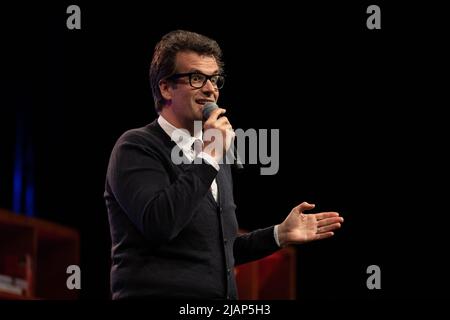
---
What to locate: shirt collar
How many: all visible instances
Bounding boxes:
[158,115,202,152]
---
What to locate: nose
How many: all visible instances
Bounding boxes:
[202,79,217,93]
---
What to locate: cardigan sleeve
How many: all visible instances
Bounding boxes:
[233,226,280,265]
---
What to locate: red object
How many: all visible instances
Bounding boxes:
[0,254,28,279]
[235,247,296,300]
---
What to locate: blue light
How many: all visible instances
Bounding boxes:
[25,141,35,217]
[12,110,35,216]
[13,113,24,214]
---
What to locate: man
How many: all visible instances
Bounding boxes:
[104,30,343,299]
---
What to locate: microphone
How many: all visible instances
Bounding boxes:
[202,102,220,120]
[202,102,244,169]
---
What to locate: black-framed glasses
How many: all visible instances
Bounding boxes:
[167,72,225,89]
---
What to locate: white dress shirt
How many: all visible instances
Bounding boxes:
[158,115,219,202]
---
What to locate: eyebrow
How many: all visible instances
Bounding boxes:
[187,69,220,75]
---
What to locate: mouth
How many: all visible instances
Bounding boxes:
[195,99,215,106]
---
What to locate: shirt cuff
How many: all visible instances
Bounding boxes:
[273,224,281,247]
[197,152,220,171]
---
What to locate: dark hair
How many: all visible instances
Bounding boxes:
[149,30,224,113]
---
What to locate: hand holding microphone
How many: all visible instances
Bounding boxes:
[202,102,243,169]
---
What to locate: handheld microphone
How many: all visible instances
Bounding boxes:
[202,102,220,120]
[202,102,244,169]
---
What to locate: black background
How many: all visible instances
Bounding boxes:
[1,1,449,302]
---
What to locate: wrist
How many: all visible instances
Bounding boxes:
[197,152,220,171]
[276,223,288,247]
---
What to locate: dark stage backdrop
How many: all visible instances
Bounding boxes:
[1,2,448,300]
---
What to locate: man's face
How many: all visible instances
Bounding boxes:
[162,51,220,125]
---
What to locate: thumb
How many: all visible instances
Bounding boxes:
[297,202,315,213]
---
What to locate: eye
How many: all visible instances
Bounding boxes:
[191,73,204,83]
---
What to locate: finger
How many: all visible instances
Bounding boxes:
[215,121,232,133]
[207,108,226,122]
[296,202,315,213]
[317,223,341,233]
[314,232,334,240]
[216,116,230,126]
[317,217,344,227]
[315,212,340,220]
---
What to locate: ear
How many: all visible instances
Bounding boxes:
[159,80,173,101]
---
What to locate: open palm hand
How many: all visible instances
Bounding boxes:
[277,202,344,246]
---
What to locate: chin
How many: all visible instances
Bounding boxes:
[193,105,203,120]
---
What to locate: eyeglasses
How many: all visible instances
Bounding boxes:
[167,72,225,89]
